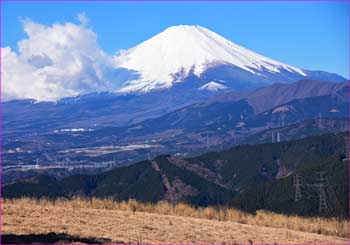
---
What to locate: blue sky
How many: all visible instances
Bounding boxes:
[2,1,349,77]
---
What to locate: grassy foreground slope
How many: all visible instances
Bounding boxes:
[2,198,348,244]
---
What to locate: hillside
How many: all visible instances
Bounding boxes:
[231,156,349,217]
[3,133,348,218]
[3,159,232,206]
[2,198,348,244]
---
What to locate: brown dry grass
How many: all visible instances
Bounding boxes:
[2,197,349,244]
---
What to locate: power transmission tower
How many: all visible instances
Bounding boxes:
[325,178,348,218]
[293,174,302,202]
[206,133,210,149]
[277,132,281,143]
[318,112,323,128]
[306,171,328,214]
[345,135,350,161]
[270,118,275,129]
[304,171,347,218]
[316,171,328,213]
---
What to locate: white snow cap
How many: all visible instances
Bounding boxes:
[199,81,228,92]
[116,25,306,93]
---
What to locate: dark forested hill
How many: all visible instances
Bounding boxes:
[3,132,348,217]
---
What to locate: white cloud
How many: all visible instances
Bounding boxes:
[1,15,129,101]
[77,12,89,26]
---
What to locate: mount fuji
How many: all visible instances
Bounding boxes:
[114,25,345,94]
[3,25,346,142]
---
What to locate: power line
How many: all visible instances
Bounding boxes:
[300,171,347,218]
[293,174,302,202]
[316,171,328,214]
[325,178,347,219]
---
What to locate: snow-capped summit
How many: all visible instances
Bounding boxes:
[115,25,306,93]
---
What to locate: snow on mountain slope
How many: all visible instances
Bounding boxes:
[199,81,228,92]
[115,25,306,93]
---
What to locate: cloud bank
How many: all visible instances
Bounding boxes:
[1,14,127,101]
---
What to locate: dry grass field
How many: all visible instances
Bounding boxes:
[2,198,349,244]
